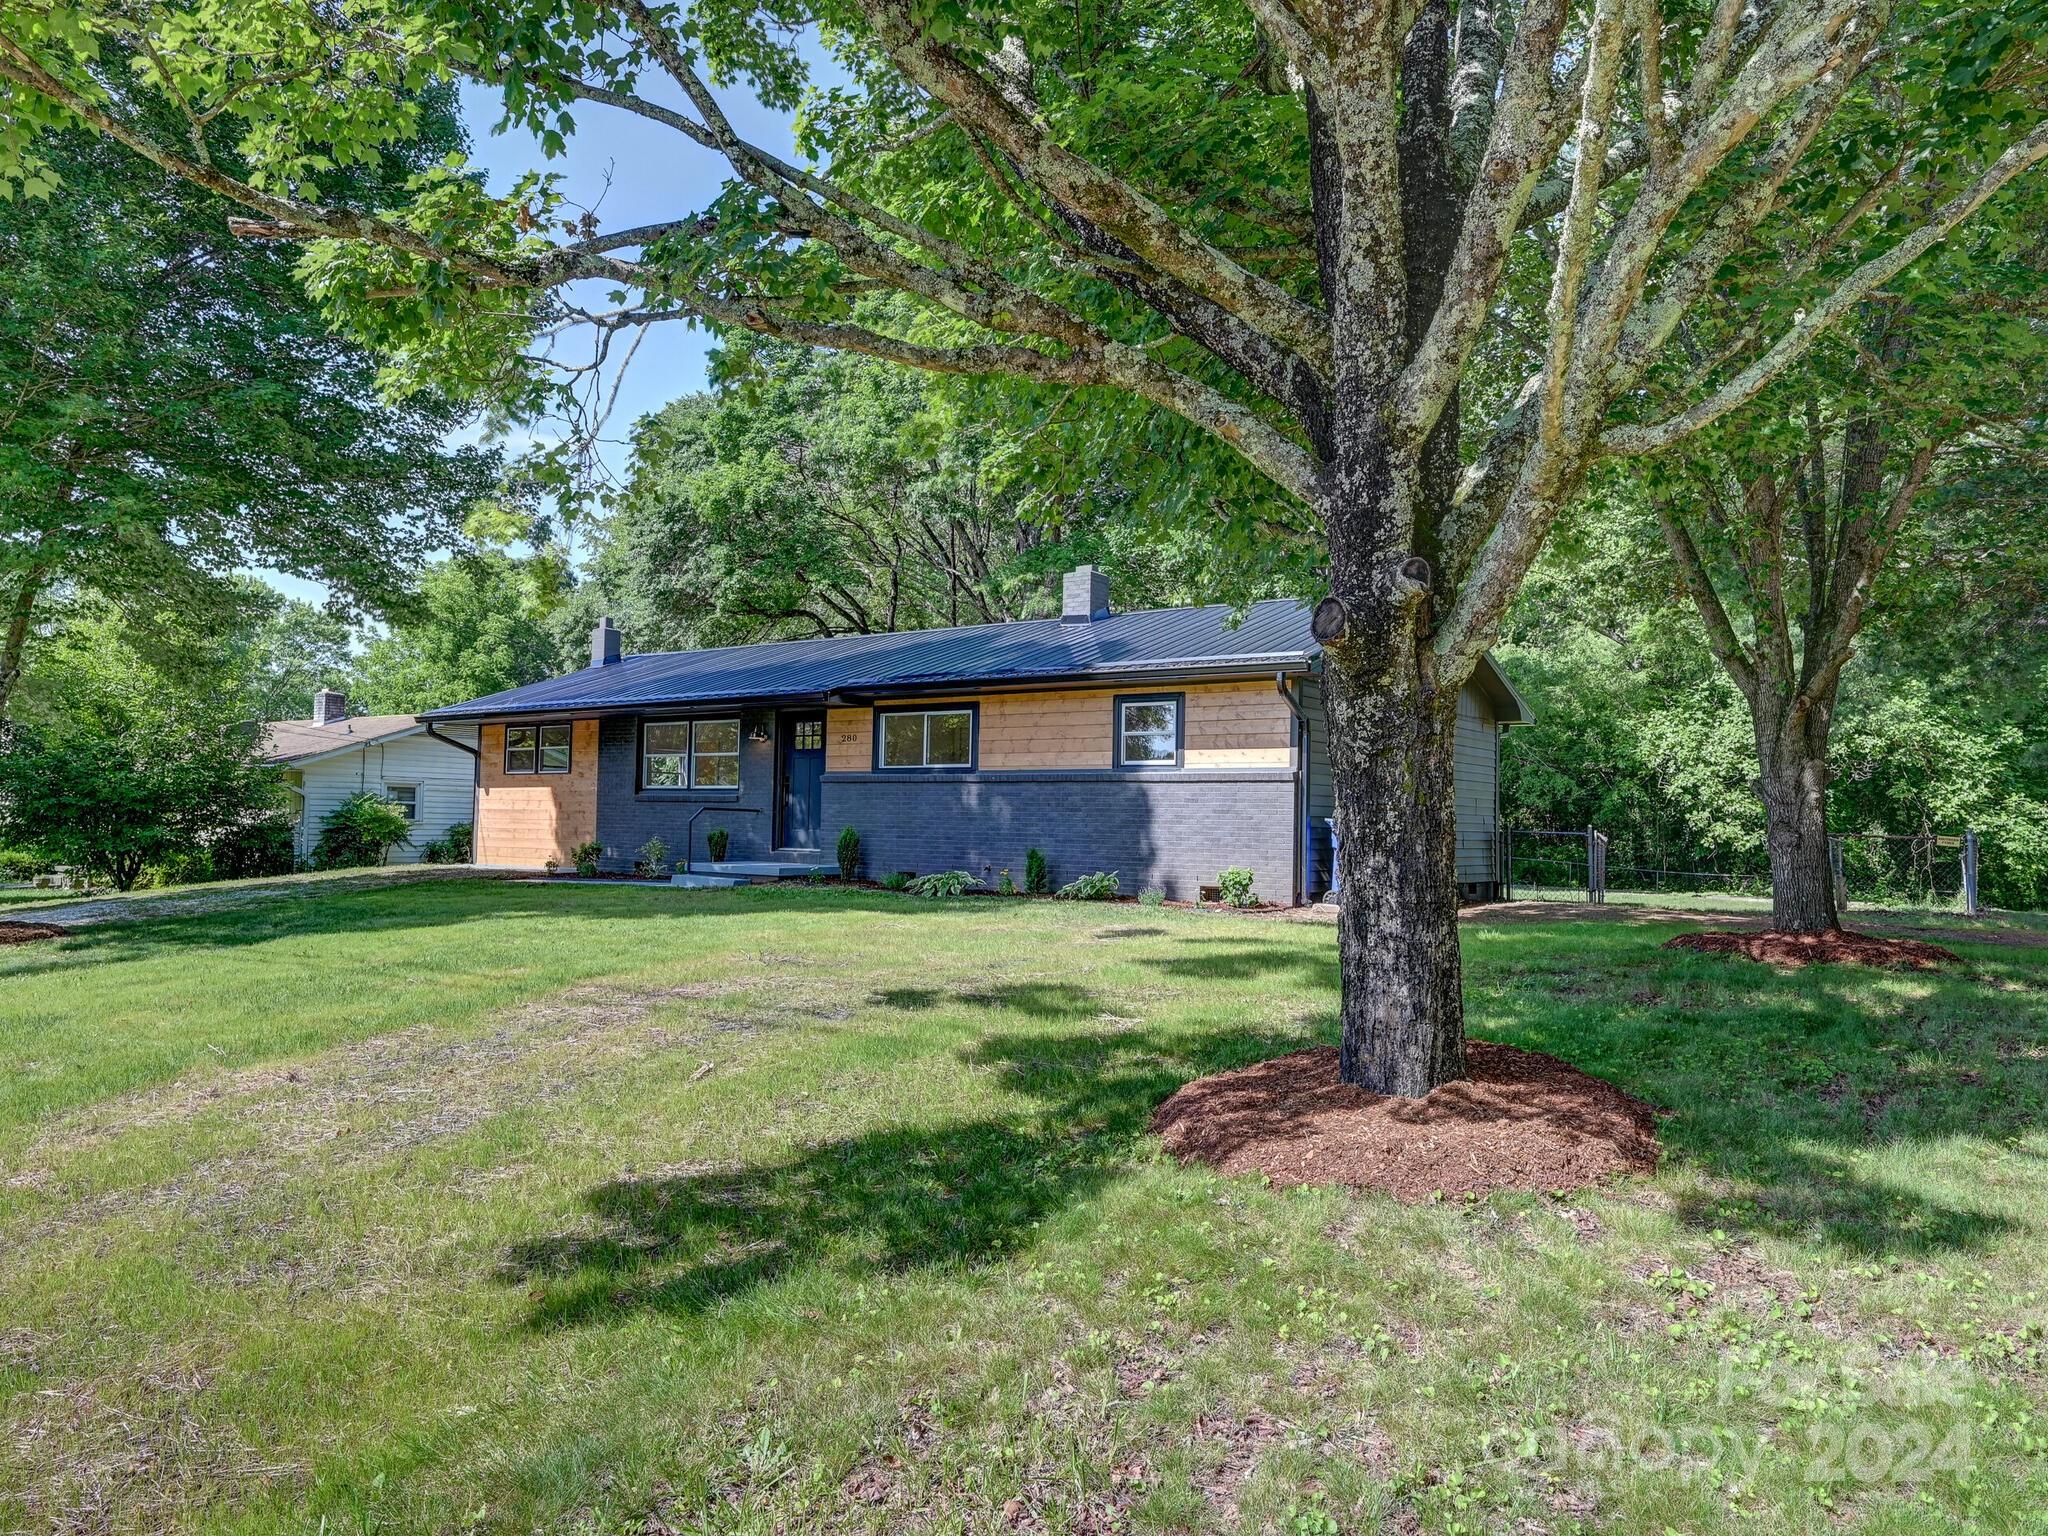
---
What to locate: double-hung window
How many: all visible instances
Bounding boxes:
[384,783,419,821]
[1115,695,1182,769]
[505,722,572,775]
[642,718,742,791]
[876,706,975,770]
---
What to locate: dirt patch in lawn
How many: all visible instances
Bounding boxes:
[1152,1042,1660,1201]
[0,919,67,945]
[1663,929,1960,969]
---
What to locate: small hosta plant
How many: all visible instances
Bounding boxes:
[1217,867,1259,907]
[906,870,981,898]
[836,825,861,880]
[705,827,730,862]
[1024,847,1050,894]
[1055,871,1120,901]
[572,840,603,878]
[634,837,669,878]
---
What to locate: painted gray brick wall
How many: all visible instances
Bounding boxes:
[821,770,1295,903]
[594,709,780,869]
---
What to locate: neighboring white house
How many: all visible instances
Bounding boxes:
[260,690,479,864]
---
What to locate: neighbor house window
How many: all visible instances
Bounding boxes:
[384,784,419,821]
[504,722,572,775]
[641,718,742,791]
[876,706,976,770]
[1115,695,1182,769]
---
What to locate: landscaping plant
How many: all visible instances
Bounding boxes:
[572,840,603,878]
[312,793,414,870]
[1024,848,1050,896]
[1055,872,1120,902]
[1138,888,1166,908]
[905,871,981,899]
[421,822,474,865]
[1217,868,1259,908]
[633,837,669,879]
[879,872,912,892]
[705,828,730,863]
[835,826,861,881]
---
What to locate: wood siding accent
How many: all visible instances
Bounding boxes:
[476,718,599,867]
[826,681,1293,773]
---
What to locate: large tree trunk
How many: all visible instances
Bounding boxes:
[1322,645,1467,1097]
[1754,706,1839,933]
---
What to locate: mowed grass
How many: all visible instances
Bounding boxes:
[2,882,2045,1535]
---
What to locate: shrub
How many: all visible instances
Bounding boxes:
[311,793,414,869]
[1024,847,1050,894]
[543,858,559,877]
[836,825,861,880]
[880,871,913,891]
[421,821,474,865]
[705,827,730,862]
[212,815,297,880]
[1055,870,1120,901]
[906,870,981,898]
[0,847,50,881]
[1138,887,1166,907]
[996,868,1017,896]
[142,848,213,888]
[1217,867,1259,907]
[634,836,669,878]
[572,839,603,877]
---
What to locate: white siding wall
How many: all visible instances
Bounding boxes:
[292,727,478,864]
[1302,676,1500,895]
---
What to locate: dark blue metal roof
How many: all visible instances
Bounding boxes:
[420,598,1529,722]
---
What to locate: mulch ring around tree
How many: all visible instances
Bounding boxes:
[0,920,69,946]
[1663,929,1960,969]
[1152,1042,1661,1203]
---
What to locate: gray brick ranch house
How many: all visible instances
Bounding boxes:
[419,568,1527,904]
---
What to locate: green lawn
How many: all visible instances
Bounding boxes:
[2,882,2044,1535]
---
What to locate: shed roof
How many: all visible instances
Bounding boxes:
[419,598,1530,723]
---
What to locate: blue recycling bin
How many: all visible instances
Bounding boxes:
[1325,817,1339,898]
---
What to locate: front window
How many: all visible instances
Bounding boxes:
[1117,696,1181,768]
[642,718,742,791]
[384,784,419,821]
[504,722,571,775]
[877,707,974,770]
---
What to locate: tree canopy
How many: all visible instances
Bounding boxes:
[0,88,497,717]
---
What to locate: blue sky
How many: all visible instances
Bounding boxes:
[248,39,844,606]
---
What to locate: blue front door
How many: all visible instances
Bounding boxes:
[779,713,826,850]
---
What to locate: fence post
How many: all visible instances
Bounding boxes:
[1963,830,1980,917]
[1499,828,1514,902]
[1587,825,1606,904]
[1828,835,1846,913]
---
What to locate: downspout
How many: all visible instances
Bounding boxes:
[1276,673,1308,908]
[425,724,482,864]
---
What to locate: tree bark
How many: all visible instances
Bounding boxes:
[0,566,45,724]
[1323,647,1466,1096]
[1754,704,1839,933]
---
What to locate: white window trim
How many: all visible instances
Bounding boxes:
[383,782,421,821]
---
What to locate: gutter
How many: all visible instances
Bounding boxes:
[423,723,483,864]
[1275,673,1309,908]
[423,723,480,758]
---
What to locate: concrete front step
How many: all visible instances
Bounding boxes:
[669,873,747,888]
[691,860,835,878]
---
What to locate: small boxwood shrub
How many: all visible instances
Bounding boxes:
[1055,870,1120,901]
[1217,867,1259,907]
[836,825,861,880]
[1024,847,1050,894]
[906,870,980,898]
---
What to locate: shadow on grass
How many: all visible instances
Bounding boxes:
[497,1009,1319,1330]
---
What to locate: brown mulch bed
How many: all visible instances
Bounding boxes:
[1152,1042,1660,1202]
[1663,929,1960,969]
[0,920,69,946]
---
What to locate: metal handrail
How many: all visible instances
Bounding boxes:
[681,804,760,876]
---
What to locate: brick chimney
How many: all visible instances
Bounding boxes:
[1061,565,1110,624]
[591,616,623,666]
[313,688,348,725]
